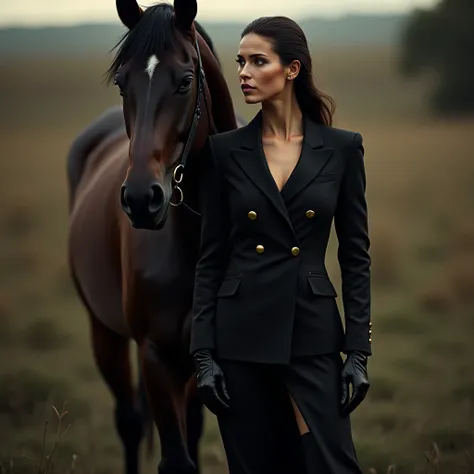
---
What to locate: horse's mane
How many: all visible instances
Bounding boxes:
[105,3,221,84]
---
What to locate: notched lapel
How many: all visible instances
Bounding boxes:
[231,147,295,233]
[229,111,296,236]
[281,116,334,203]
[228,113,334,237]
[281,146,334,203]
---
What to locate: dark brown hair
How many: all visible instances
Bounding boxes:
[241,16,335,126]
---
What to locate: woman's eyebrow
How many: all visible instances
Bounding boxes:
[236,53,268,59]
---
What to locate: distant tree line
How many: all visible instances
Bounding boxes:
[399,0,474,116]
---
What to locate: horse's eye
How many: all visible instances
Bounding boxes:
[178,76,193,93]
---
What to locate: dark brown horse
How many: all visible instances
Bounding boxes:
[67,1,243,473]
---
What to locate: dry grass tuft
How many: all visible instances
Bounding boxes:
[0,404,80,474]
[428,427,474,454]
[23,404,73,474]
[424,442,441,473]
[0,371,89,427]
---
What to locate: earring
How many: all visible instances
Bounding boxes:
[287,75,292,80]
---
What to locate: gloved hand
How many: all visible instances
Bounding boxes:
[340,351,370,416]
[193,349,231,416]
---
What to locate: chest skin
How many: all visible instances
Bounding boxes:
[262,134,304,193]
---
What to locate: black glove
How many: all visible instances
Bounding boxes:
[340,351,370,416]
[193,349,231,416]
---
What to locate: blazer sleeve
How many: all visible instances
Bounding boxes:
[334,132,372,355]
[189,137,230,354]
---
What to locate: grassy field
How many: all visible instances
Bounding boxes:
[0,43,474,474]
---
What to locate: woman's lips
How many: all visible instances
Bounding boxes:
[241,84,256,92]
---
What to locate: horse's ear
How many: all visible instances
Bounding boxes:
[173,0,197,32]
[116,0,143,30]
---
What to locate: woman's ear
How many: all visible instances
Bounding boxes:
[286,60,301,80]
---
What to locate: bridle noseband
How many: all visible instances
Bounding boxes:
[170,38,209,216]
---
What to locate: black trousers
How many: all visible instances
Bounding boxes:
[216,354,362,474]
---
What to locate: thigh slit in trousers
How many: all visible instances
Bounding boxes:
[216,354,363,474]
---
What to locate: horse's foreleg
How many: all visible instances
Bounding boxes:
[90,315,144,474]
[141,338,199,474]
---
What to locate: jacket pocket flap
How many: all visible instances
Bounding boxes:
[217,277,241,297]
[308,276,337,297]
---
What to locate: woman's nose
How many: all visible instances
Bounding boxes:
[239,68,250,79]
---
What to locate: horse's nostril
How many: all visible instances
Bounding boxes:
[120,181,163,220]
[149,183,164,214]
[120,185,131,213]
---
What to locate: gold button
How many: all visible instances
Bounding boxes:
[369,338,372,343]
[256,245,265,254]
[248,211,257,220]
[291,246,300,256]
[305,210,315,218]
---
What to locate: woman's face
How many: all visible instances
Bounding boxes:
[236,33,291,104]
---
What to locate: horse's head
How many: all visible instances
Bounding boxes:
[108,0,213,230]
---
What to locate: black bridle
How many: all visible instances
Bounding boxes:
[170,38,209,216]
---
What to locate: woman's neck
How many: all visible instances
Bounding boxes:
[261,93,303,141]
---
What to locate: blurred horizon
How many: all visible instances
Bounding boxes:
[0,0,439,27]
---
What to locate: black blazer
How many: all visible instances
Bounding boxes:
[190,111,371,364]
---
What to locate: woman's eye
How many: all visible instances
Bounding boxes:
[178,76,193,93]
[236,58,244,67]
[255,58,265,66]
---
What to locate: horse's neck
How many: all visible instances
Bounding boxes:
[168,202,201,265]
[198,35,237,133]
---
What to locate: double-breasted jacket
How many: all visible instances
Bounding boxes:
[190,111,372,364]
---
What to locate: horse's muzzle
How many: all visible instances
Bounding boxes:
[120,181,167,230]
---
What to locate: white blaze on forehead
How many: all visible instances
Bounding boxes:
[145,55,160,80]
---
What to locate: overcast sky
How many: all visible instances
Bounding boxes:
[1,0,439,27]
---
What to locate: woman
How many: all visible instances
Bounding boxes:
[190,15,372,474]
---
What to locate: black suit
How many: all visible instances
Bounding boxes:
[190,111,371,361]
[190,111,370,474]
